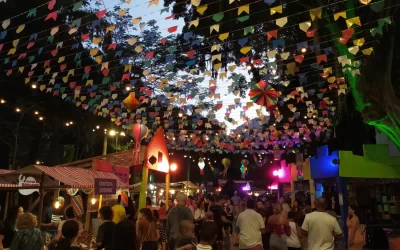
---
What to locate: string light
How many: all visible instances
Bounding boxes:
[39,117,44,121]
[34,111,39,115]
[0,99,5,104]
[31,84,37,89]
[16,108,21,112]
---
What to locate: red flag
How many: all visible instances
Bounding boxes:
[306,29,317,37]
[48,0,56,10]
[165,14,176,20]
[81,33,89,41]
[102,69,109,76]
[253,59,262,65]
[122,73,130,81]
[316,54,327,64]
[96,9,107,19]
[6,69,12,76]
[240,57,249,63]
[167,26,178,33]
[267,30,278,40]
[338,28,354,44]
[145,51,155,59]
[60,64,67,72]
[186,50,195,59]
[44,60,51,67]
[27,41,35,49]
[160,38,167,44]
[45,11,58,21]
[108,43,117,50]
[84,66,91,73]
[294,55,304,63]
[51,49,58,57]
[69,82,76,89]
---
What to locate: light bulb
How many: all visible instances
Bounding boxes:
[91,198,97,205]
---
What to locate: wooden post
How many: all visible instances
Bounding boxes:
[165,172,170,210]
[85,192,93,231]
[138,165,148,210]
[309,179,316,208]
[37,172,45,228]
[3,192,9,219]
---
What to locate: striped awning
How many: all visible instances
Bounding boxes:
[34,165,130,189]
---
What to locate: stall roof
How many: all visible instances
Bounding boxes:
[2,165,130,189]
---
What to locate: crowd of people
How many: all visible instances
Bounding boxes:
[0,191,365,250]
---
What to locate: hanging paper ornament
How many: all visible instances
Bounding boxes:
[71,195,84,216]
[132,123,149,164]
[249,80,280,110]
[221,158,231,177]
[198,158,205,175]
[67,188,79,196]
[240,159,249,179]
[122,92,139,111]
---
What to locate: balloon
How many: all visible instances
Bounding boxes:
[240,159,249,179]
[241,159,249,167]
[132,123,149,142]
[221,158,231,168]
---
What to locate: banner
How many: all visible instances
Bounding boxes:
[94,178,116,195]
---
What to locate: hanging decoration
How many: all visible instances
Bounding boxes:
[240,159,249,179]
[221,158,231,177]
[67,188,79,196]
[248,80,280,110]
[132,124,149,164]
[198,157,205,175]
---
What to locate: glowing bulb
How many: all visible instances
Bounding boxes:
[247,65,252,70]
[36,161,40,165]
[39,117,44,121]
[91,198,97,205]
[170,190,175,194]
[96,126,100,129]
[170,163,177,171]
[69,121,73,125]
[120,132,126,136]
[34,111,39,115]
[178,112,183,117]
[16,108,21,112]
[0,99,5,104]
[126,86,131,91]
[301,47,307,53]
[109,130,116,136]
[188,78,193,83]
[304,116,307,119]
[55,201,60,209]
[66,123,70,126]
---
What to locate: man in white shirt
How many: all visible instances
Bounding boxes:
[279,197,290,218]
[231,191,241,206]
[237,199,265,250]
[301,197,343,250]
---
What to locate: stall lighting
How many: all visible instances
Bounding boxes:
[149,184,155,190]
[109,130,116,136]
[69,121,73,125]
[300,47,307,53]
[255,193,260,197]
[0,99,5,104]
[31,84,37,89]
[125,86,131,91]
[178,112,183,117]
[66,123,70,126]
[96,126,100,129]
[91,198,97,205]
[170,163,177,172]
[36,161,40,165]
[170,190,175,194]
[54,201,60,209]
[120,132,126,137]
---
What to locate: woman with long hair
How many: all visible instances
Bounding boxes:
[347,205,365,250]
[0,205,24,249]
[266,204,291,250]
[137,208,159,250]
[55,220,80,250]
[49,206,83,247]
[10,213,44,250]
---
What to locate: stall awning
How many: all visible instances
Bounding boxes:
[1,165,130,189]
[35,165,130,189]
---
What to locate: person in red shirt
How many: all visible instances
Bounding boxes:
[158,202,167,217]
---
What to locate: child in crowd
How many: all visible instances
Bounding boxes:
[175,220,197,250]
[197,222,218,250]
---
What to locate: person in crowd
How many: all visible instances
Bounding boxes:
[55,220,81,250]
[146,197,154,211]
[347,205,364,250]
[159,202,167,218]
[187,196,195,215]
[194,202,205,223]
[231,205,240,247]
[112,195,127,224]
[291,201,300,213]
[298,206,311,250]
[175,220,196,250]
[154,210,167,250]
[41,196,58,238]
[137,208,159,250]
[231,191,241,206]
[115,205,136,250]
[166,199,175,214]
[209,196,231,250]
[301,197,342,250]
[166,192,193,250]
[256,201,269,250]
[49,206,83,247]
[266,204,291,250]
[196,221,218,250]
[226,200,234,215]
[0,205,24,249]
[279,197,291,218]
[237,199,265,250]
[10,213,44,250]
[96,206,115,250]
[286,212,301,250]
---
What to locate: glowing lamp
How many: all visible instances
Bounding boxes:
[91,198,97,205]
[54,201,60,209]
[170,163,177,172]
[198,158,205,175]
[273,169,284,178]
[268,185,278,190]
[242,182,251,191]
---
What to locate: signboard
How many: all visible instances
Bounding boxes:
[114,166,129,184]
[94,178,116,195]
[18,174,39,196]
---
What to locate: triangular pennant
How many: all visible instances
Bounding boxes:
[238,4,249,15]
[276,17,287,27]
[309,8,322,20]
[270,5,282,15]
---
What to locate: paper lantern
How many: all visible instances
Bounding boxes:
[240,159,249,179]
[122,92,139,111]
[221,158,231,177]
[198,158,205,175]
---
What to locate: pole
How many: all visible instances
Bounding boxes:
[165,172,170,210]
[3,192,9,219]
[115,134,118,153]
[187,159,191,194]
[37,172,45,228]
[138,162,149,210]
[103,134,108,155]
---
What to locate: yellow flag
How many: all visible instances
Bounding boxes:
[309,7,322,21]
[229,0,235,3]
[267,50,276,58]
[191,0,201,7]
[58,56,65,63]
[62,76,69,83]
[118,9,128,16]
[95,55,103,63]
[270,5,282,15]
[124,64,132,72]
[44,68,51,74]
[323,67,332,74]
[81,96,86,101]
[40,85,46,91]
[18,67,24,73]
[219,32,229,41]
[219,72,227,79]
[197,4,208,14]
[90,48,99,56]
[348,46,359,55]
[276,17,287,27]
[16,24,25,34]
[353,38,365,46]
[211,44,221,52]
[132,17,142,24]
[214,63,222,71]
[211,54,221,61]
[7,48,16,55]
[76,102,81,107]
[333,11,346,21]
[240,47,251,54]
[299,21,311,32]
[327,76,336,83]
[143,69,151,76]
[135,45,143,53]
[238,4,250,15]
[12,39,19,47]
[106,25,115,34]
[228,65,236,72]
[2,19,10,29]
[210,24,220,34]
[281,52,290,60]
[140,23,147,30]
[362,47,373,55]
[86,80,94,86]
[93,37,102,44]
[25,78,30,84]
[346,16,361,28]
[189,19,199,28]
[50,26,59,36]
[127,38,137,45]
[148,0,159,7]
